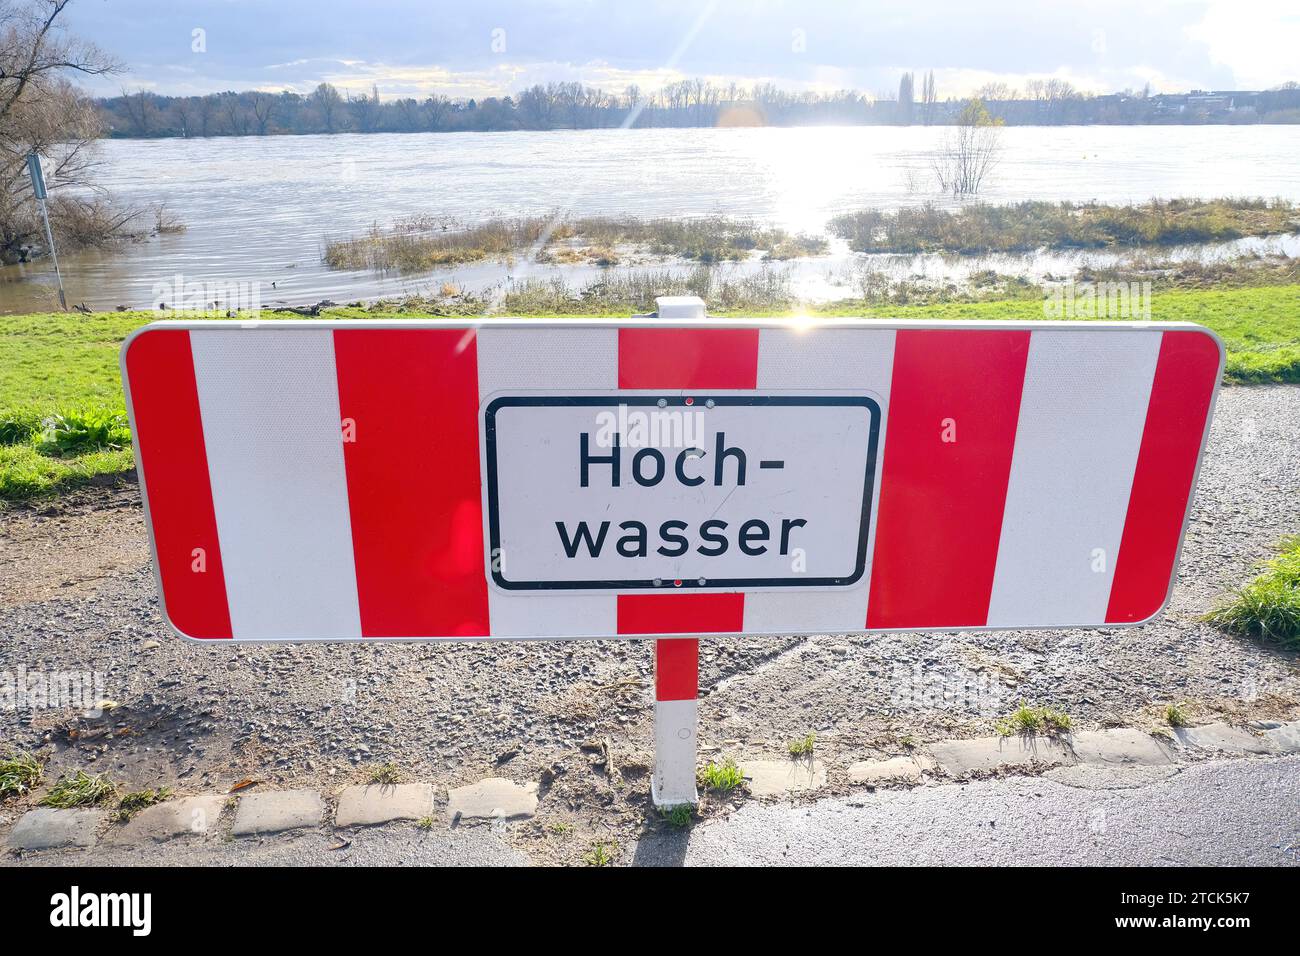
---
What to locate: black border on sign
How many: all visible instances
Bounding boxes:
[484,395,882,591]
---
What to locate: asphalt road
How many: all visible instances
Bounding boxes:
[634,755,1300,866]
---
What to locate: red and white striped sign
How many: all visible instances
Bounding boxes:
[121,319,1222,643]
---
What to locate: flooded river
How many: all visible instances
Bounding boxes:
[4,123,1299,312]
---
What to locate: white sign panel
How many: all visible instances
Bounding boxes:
[483,394,882,591]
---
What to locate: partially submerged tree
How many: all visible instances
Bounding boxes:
[932,98,1004,196]
[0,0,121,262]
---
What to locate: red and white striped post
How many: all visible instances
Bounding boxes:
[653,637,700,807]
[645,296,708,809]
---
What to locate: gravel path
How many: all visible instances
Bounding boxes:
[2,384,1297,863]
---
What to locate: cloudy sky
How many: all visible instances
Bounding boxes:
[65,0,1300,100]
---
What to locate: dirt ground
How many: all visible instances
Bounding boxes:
[2,384,1298,864]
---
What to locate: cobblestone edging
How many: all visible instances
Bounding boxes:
[6,721,1297,852]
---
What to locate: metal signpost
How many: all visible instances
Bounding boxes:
[119,301,1224,808]
[25,152,67,311]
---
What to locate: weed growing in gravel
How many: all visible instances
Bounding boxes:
[0,752,43,800]
[995,704,1073,737]
[1040,708,1073,734]
[366,762,402,785]
[416,815,435,830]
[115,786,173,823]
[1204,536,1300,649]
[39,770,117,808]
[698,758,745,793]
[788,733,816,757]
[548,821,574,835]
[660,804,694,828]
[584,841,617,866]
[1164,703,1191,728]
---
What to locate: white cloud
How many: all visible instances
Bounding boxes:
[1186,0,1300,88]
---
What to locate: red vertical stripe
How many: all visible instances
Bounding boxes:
[618,328,759,389]
[616,327,758,677]
[334,329,489,637]
[1106,330,1222,623]
[124,330,231,639]
[867,329,1031,629]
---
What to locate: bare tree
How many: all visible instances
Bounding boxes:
[311,82,343,132]
[170,95,194,136]
[0,0,122,262]
[119,86,154,135]
[219,91,247,134]
[897,71,915,124]
[349,84,380,132]
[976,81,1017,102]
[0,0,116,122]
[921,70,937,124]
[932,98,1003,196]
[421,94,449,131]
[392,96,419,132]
[195,93,217,136]
[249,90,274,134]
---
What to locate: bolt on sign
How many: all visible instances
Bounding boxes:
[121,319,1223,643]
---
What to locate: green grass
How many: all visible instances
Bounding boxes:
[416,815,436,830]
[995,704,1073,737]
[38,770,118,808]
[0,752,44,800]
[1163,703,1192,728]
[1,278,1296,502]
[1204,536,1300,649]
[817,285,1300,385]
[366,762,402,785]
[788,733,816,757]
[698,758,746,793]
[659,803,694,827]
[115,786,173,823]
[583,841,617,866]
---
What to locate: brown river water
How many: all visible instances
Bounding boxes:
[3,124,1299,313]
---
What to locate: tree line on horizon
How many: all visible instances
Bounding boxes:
[100,75,1300,138]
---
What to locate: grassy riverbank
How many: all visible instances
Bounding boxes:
[829,198,1300,254]
[1,279,1297,500]
[324,200,1300,273]
[324,214,829,272]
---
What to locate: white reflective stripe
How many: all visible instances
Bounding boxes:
[987,329,1162,626]
[477,326,619,636]
[744,327,895,634]
[652,698,699,807]
[190,329,361,640]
